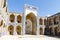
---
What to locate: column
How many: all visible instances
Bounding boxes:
[43,18,45,35]
[22,13,25,35]
[37,16,39,35]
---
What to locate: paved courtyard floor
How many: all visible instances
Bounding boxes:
[0,35,60,40]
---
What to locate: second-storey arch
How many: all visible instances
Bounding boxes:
[17,15,22,23]
[9,14,15,22]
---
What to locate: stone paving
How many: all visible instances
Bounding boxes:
[0,35,60,40]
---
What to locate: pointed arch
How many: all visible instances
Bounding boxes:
[17,15,22,23]
[26,12,37,35]
[48,18,52,25]
[44,19,46,25]
[16,25,21,35]
[39,18,43,25]
[8,25,14,35]
[54,27,58,35]
[9,14,15,22]
[53,16,58,24]
[40,27,43,35]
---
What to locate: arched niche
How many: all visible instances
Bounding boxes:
[44,19,46,25]
[54,27,58,35]
[40,27,43,35]
[26,12,37,35]
[39,18,43,25]
[8,25,14,35]
[48,18,52,25]
[17,15,22,23]
[3,0,6,8]
[53,16,58,24]
[16,25,21,35]
[9,14,15,22]
[25,19,32,34]
[49,27,53,35]
[0,20,3,27]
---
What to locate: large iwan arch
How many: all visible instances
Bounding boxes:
[26,12,37,35]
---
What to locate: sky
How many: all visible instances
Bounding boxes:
[8,0,60,17]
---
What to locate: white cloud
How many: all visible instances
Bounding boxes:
[46,15,51,17]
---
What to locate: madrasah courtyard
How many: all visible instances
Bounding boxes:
[0,0,60,39]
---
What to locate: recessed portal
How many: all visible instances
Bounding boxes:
[26,12,37,35]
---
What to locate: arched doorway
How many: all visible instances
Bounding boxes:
[17,15,22,23]
[9,14,15,22]
[40,27,43,35]
[54,27,58,35]
[8,25,14,35]
[39,18,43,25]
[16,25,21,35]
[26,12,37,35]
[49,27,53,35]
[25,19,32,34]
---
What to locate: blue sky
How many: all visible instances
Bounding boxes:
[8,0,60,17]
